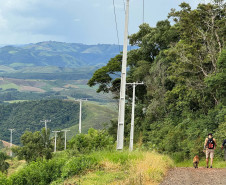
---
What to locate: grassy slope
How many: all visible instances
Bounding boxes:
[6,159,26,177]
[66,101,117,139]
[62,151,174,185]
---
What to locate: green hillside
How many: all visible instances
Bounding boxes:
[0,41,120,69]
[0,100,117,145]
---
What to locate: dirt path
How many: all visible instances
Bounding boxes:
[160,167,226,185]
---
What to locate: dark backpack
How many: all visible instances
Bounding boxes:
[207,138,215,149]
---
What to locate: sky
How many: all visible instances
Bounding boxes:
[0,0,209,45]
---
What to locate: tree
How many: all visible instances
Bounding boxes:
[0,152,9,173]
[13,128,53,162]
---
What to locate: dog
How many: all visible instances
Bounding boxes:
[193,155,199,168]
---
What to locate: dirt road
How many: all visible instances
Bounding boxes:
[160,167,226,185]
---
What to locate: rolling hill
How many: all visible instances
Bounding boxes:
[0,41,121,69]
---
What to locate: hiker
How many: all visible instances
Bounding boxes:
[204,133,217,168]
[221,139,226,161]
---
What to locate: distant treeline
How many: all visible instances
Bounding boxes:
[1,72,93,80]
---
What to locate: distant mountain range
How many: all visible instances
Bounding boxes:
[0,41,122,68]
[0,41,125,80]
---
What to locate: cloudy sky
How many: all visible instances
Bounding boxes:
[0,0,207,45]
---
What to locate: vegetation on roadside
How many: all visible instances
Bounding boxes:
[88,1,226,161]
[0,150,174,185]
[0,152,10,173]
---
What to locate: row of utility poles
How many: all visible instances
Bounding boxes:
[7,0,140,154]
[7,128,71,155]
[7,98,88,155]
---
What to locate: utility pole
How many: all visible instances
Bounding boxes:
[40,120,51,135]
[62,130,70,150]
[117,0,130,150]
[8,129,14,157]
[75,99,88,134]
[127,82,144,151]
[52,131,60,152]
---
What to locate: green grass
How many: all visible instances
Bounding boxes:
[63,150,174,185]
[1,83,20,90]
[4,100,29,103]
[176,158,226,168]
[6,159,26,176]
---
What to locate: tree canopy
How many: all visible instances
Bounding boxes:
[88,1,226,161]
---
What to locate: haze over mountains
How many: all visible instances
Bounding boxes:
[0,41,122,79]
[0,41,121,67]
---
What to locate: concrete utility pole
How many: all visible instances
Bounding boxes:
[127,82,144,151]
[40,120,51,135]
[8,129,14,157]
[117,0,130,150]
[62,130,70,150]
[75,99,88,134]
[52,131,60,152]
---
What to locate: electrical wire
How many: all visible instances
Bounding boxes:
[123,0,126,13]
[143,0,145,23]
[113,0,121,52]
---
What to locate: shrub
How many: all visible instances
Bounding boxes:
[0,172,10,185]
[10,158,66,185]
[68,128,114,153]
[0,152,10,173]
[61,156,98,178]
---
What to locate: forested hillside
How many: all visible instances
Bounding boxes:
[0,100,117,145]
[89,1,226,161]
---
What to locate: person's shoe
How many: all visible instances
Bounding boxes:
[210,166,212,168]
[206,166,209,168]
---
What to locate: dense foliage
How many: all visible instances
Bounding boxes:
[88,1,226,161]
[13,128,53,162]
[0,152,9,173]
[0,100,81,144]
[0,128,116,184]
[68,128,114,153]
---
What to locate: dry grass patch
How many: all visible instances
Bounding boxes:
[117,152,174,185]
[62,151,174,185]
[6,159,26,176]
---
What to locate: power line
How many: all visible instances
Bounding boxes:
[123,0,126,13]
[75,99,88,134]
[52,131,60,152]
[40,120,51,135]
[126,82,144,151]
[8,129,14,157]
[117,0,130,150]
[113,0,121,52]
[143,0,145,23]
[62,130,70,150]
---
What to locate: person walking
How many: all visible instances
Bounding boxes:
[204,133,217,168]
[221,139,226,161]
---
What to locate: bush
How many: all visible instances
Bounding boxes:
[10,158,66,185]
[0,172,10,185]
[68,128,114,153]
[0,152,10,173]
[61,156,98,178]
